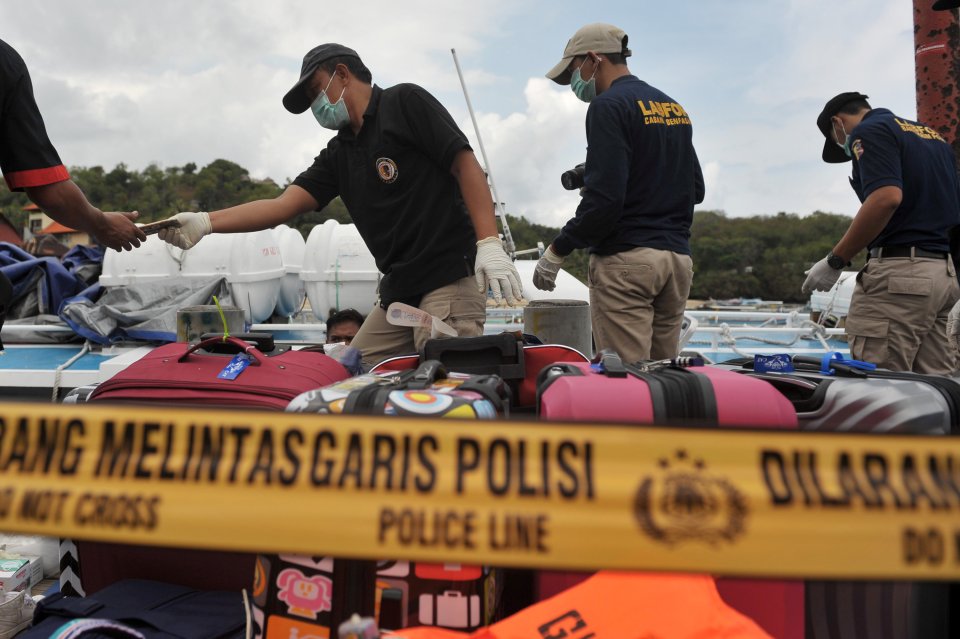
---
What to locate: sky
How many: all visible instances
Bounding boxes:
[0,0,923,228]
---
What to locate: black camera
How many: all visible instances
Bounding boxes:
[560,163,585,190]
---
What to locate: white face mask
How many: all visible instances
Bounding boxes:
[570,56,598,103]
[311,72,350,130]
[833,118,852,157]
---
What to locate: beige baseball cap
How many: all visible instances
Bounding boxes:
[546,23,631,85]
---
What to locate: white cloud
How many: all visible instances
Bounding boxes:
[465,78,589,228]
[0,0,929,225]
[700,161,724,212]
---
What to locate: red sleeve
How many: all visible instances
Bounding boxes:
[0,40,69,191]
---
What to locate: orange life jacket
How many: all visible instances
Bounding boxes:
[388,571,773,639]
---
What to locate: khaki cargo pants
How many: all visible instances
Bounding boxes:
[845,254,959,374]
[589,247,694,363]
[350,276,486,367]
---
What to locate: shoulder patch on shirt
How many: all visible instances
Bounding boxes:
[376,157,398,183]
[851,139,864,160]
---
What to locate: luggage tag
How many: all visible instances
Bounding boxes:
[217,353,251,380]
[754,353,794,373]
[385,302,458,338]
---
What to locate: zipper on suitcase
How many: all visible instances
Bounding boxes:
[92,378,305,402]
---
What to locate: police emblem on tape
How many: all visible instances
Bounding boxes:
[634,449,748,546]
[376,157,399,183]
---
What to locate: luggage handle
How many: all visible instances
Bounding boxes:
[199,331,275,353]
[421,334,526,380]
[401,359,449,389]
[178,335,264,366]
[594,350,628,378]
[792,352,876,377]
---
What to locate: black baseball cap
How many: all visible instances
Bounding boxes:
[817,91,870,163]
[283,43,359,114]
[933,0,960,10]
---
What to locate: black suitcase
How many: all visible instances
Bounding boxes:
[720,354,960,435]
[721,354,958,639]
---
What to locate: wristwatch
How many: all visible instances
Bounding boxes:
[826,252,850,270]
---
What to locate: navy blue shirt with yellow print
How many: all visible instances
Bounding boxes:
[553,75,704,257]
[849,108,960,252]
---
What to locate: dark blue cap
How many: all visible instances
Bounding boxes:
[283,43,359,114]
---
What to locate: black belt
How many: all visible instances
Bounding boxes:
[867,246,948,259]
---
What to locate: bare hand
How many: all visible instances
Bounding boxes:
[97,211,147,251]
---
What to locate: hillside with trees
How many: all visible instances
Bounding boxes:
[0,159,857,303]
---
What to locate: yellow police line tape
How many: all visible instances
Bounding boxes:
[1,401,958,580]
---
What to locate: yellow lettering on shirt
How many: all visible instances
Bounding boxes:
[637,101,692,127]
[894,117,946,142]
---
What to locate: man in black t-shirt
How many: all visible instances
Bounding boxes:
[157,44,523,366]
[0,39,144,251]
[804,92,960,373]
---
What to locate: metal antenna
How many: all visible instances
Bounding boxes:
[450,48,516,256]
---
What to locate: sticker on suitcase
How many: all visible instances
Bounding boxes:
[276,568,333,619]
[265,615,330,639]
[376,560,410,577]
[414,563,482,581]
[376,577,409,628]
[418,590,481,628]
[278,556,334,572]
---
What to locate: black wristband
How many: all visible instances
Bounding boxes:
[826,252,850,270]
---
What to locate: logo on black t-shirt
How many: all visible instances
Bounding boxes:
[376,157,399,183]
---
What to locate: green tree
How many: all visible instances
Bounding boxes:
[0,160,863,306]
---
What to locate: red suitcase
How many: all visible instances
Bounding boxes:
[68,334,350,598]
[536,353,803,639]
[89,334,349,409]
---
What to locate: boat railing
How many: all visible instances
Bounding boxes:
[688,324,847,357]
[686,309,813,324]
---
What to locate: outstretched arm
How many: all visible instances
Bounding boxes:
[24,180,145,251]
[157,185,320,249]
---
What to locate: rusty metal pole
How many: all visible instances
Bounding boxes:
[914,1,960,151]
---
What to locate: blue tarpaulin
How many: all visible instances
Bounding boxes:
[0,242,88,315]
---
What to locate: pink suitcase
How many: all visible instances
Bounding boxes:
[536,353,803,639]
[537,355,798,427]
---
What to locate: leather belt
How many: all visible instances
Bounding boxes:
[867,246,948,259]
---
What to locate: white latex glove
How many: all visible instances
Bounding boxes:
[533,245,564,292]
[475,236,525,306]
[157,211,212,250]
[801,257,842,295]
